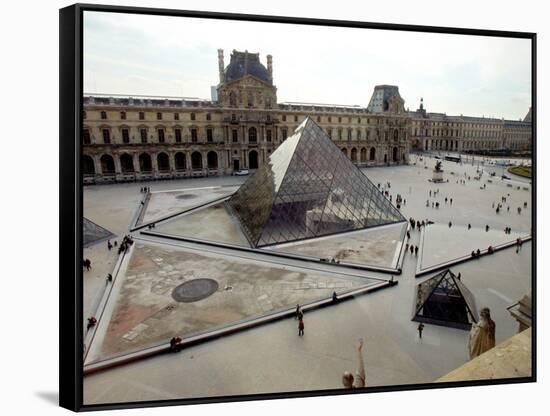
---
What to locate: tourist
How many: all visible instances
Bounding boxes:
[468,224,471,230]
[485,225,489,232]
[487,246,494,254]
[332,291,339,303]
[448,221,452,228]
[407,231,410,240]
[83,258,91,271]
[445,197,448,204]
[87,316,97,331]
[107,240,112,251]
[342,339,366,389]
[436,202,439,209]
[414,246,419,256]
[410,245,414,255]
[405,243,409,252]
[417,323,424,339]
[426,200,430,207]
[457,272,462,280]
[170,336,182,352]
[106,273,112,283]
[295,304,301,320]
[450,198,453,205]
[476,249,481,257]
[518,207,522,215]
[298,318,304,337]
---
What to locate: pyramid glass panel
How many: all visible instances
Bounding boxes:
[227,117,406,247]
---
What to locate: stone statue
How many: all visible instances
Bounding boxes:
[342,339,366,388]
[468,307,496,359]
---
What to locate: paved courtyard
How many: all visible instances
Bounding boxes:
[82,155,532,405]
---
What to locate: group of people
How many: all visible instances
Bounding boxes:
[107,239,118,251]
[118,234,134,254]
[140,186,150,193]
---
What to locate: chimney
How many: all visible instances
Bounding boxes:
[217,49,225,83]
[267,54,273,81]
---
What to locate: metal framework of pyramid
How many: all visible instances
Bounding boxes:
[412,269,479,330]
[227,117,406,248]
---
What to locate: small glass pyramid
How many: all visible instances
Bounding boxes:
[227,117,406,247]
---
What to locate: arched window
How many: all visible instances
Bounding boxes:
[100,154,115,174]
[120,153,134,173]
[249,150,258,169]
[207,151,218,170]
[229,92,237,106]
[249,127,257,144]
[82,155,95,175]
[393,130,399,141]
[369,147,376,161]
[157,152,170,171]
[191,151,202,170]
[139,153,152,172]
[175,152,186,171]
[351,148,358,162]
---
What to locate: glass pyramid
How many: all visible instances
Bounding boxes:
[227,117,406,247]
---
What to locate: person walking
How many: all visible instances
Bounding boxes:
[295,304,301,320]
[298,318,304,337]
[415,246,419,256]
[418,323,425,339]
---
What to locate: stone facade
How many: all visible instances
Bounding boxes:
[410,99,532,153]
[82,49,531,183]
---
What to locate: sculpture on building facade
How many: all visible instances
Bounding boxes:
[468,307,496,359]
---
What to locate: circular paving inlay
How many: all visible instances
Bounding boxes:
[172,278,219,303]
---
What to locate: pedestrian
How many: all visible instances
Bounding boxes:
[518,207,522,215]
[457,272,461,280]
[507,206,510,212]
[450,198,453,205]
[332,291,339,303]
[405,243,409,251]
[448,221,452,228]
[87,316,97,331]
[106,273,113,283]
[485,225,489,232]
[429,190,432,197]
[417,323,425,339]
[410,245,414,254]
[295,304,301,320]
[468,224,471,230]
[407,231,410,240]
[445,197,448,204]
[84,258,91,271]
[426,200,430,207]
[414,246,419,256]
[298,318,304,337]
[107,240,112,251]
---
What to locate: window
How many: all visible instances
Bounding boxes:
[247,93,253,107]
[140,128,147,143]
[229,92,237,106]
[266,97,272,109]
[249,127,257,144]
[294,115,298,122]
[317,116,321,122]
[338,130,342,140]
[191,129,198,143]
[282,115,286,122]
[122,128,130,143]
[207,128,213,143]
[348,129,352,140]
[83,129,91,144]
[190,113,196,121]
[206,113,211,121]
[338,117,342,123]
[174,113,179,121]
[231,113,237,122]
[158,129,165,143]
[328,116,332,123]
[357,130,361,140]
[282,128,288,141]
[101,111,107,120]
[120,111,126,120]
[102,129,110,144]
[175,129,182,143]
[358,118,361,124]
[157,112,162,120]
[139,112,145,120]
[232,129,238,143]
[83,110,86,119]
[266,130,272,142]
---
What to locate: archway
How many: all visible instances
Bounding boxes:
[191,151,202,170]
[369,147,376,161]
[207,151,218,169]
[82,155,95,175]
[392,147,398,162]
[120,153,134,173]
[351,148,358,162]
[139,153,152,172]
[175,152,186,171]
[360,148,367,162]
[157,152,170,171]
[100,154,115,174]
[341,148,347,157]
[249,150,258,169]
[384,154,388,163]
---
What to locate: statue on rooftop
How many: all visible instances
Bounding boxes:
[468,307,496,359]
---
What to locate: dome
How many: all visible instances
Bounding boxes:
[224,50,271,84]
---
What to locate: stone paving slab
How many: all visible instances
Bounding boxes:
[266,222,406,269]
[141,186,239,225]
[419,223,528,271]
[155,203,249,246]
[90,241,375,362]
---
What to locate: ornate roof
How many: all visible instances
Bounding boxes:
[224,50,271,84]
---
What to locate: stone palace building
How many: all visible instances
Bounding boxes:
[82,49,532,183]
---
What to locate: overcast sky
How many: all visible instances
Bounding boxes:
[83,11,532,120]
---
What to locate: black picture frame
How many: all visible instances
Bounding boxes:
[60,3,537,412]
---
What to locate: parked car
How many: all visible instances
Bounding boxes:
[233,169,249,176]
